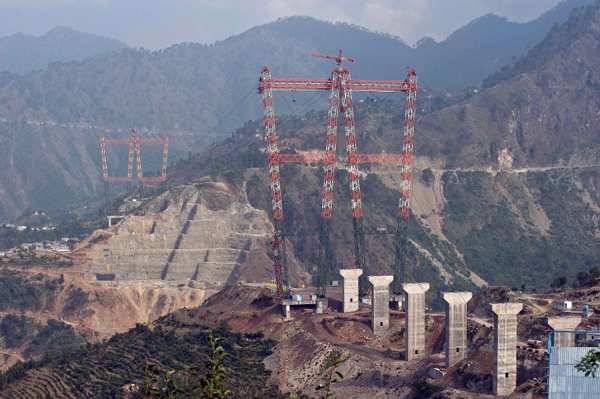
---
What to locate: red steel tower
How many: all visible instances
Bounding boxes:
[259,51,418,298]
[100,130,169,213]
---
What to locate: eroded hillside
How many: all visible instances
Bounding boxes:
[2,284,583,398]
[88,181,273,285]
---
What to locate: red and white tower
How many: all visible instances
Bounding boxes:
[258,51,418,298]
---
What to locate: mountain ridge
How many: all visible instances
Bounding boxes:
[0,0,593,222]
[0,27,127,75]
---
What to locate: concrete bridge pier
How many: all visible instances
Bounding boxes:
[443,291,472,368]
[546,315,581,347]
[340,269,363,313]
[403,283,430,361]
[491,302,522,396]
[369,275,393,334]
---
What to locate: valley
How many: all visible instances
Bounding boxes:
[2,0,600,397]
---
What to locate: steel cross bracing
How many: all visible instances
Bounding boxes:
[258,51,417,298]
[100,132,170,214]
[100,133,169,183]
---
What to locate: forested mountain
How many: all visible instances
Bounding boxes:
[0,0,591,131]
[0,27,127,74]
[166,0,600,292]
[0,0,591,221]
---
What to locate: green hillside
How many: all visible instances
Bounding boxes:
[0,320,285,398]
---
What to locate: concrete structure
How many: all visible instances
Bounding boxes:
[546,316,581,347]
[390,294,403,311]
[369,276,393,334]
[340,269,363,313]
[107,215,125,227]
[89,188,272,285]
[552,300,572,311]
[403,283,430,360]
[283,302,292,320]
[281,297,328,320]
[442,292,472,368]
[491,302,522,396]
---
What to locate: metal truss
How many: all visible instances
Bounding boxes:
[259,51,417,298]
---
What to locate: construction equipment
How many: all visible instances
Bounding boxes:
[258,50,417,299]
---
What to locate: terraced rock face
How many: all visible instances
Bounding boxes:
[88,183,273,287]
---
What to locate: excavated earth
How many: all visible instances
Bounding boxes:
[172,285,550,399]
[0,180,278,367]
[78,179,276,335]
[88,180,274,285]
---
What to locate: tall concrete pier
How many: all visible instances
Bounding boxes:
[546,316,581,347]
[403,283,430,360]
[443,292,472,368]
[491,303,522,396]
[340,269,363,313]
[369,275,393,334]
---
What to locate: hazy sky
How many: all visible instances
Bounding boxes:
[0,0,567,50]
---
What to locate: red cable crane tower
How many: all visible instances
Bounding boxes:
[258,50,418,298]
[100,128,169,214]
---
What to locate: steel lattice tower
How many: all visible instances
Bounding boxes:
[258,51,417,298]
[100,130,169,215]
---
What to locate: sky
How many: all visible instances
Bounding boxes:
[0,0,567,50]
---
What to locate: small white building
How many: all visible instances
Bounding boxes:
[553,300,573,311]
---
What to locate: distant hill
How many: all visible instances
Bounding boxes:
[0,0,592,132]
[0,27,127,74]
[419,1,600,169]
[0,0,593,222]
[414,0,595,88]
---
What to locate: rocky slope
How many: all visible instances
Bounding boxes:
[419,1,600,169]
[88,180,274,286]
[0,284,560,398]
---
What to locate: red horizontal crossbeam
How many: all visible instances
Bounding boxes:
[269,152,411,164]
[103,139,131,144]
[138,139,166,144]
[260,79,332,91]
[348,80,413,92]
[259,79,415,93]
[138,176,167,182]
[104,177,132,182]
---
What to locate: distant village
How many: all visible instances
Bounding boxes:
[0,236,77,258]
[0,215,77,257]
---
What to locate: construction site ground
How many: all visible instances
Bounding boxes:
[2,247,597,398]
[170,285,554,399]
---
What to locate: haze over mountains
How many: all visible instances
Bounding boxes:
[0,0,592,130]
[0,0,594,222]
[0,27,127,75]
